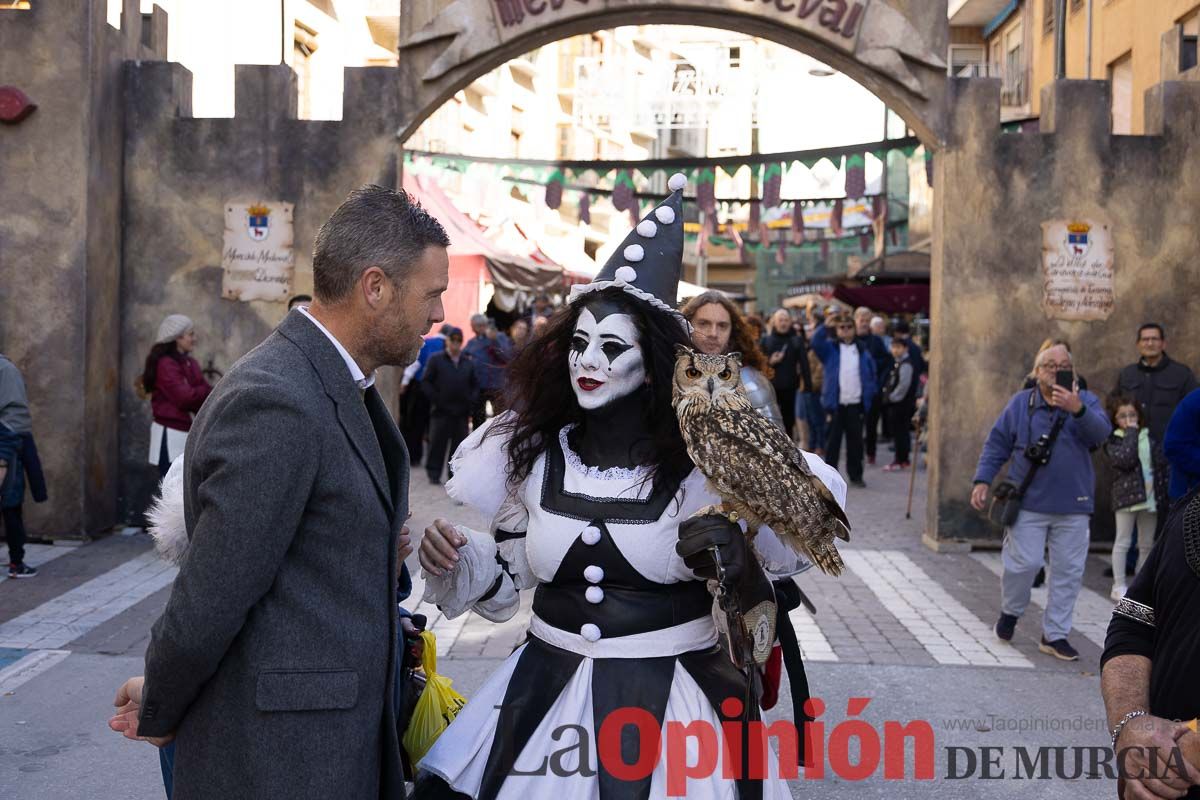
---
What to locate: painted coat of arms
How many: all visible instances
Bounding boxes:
[1040,218,1113,321]
[247,204,272,241]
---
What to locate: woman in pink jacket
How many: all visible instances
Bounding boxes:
[143,314,212,478]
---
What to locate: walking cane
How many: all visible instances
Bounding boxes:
[906,414,922,520]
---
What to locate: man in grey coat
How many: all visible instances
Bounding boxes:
[109,185,450,799]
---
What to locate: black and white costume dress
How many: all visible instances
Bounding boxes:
[419,415,847,799]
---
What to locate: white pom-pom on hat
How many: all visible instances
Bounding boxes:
[623,244,645,262]
[668,172,687,192]
[636,220,657,238]
[614,266,638,283]
[654,206,676,225]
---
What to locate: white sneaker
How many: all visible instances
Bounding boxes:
[1111,584,1127,602]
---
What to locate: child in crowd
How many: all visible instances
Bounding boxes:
[1103,394,1169,600]
[882,337,917,471]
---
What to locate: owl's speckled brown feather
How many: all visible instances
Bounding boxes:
[673,347,850,576]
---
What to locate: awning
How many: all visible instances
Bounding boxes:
[833,283,930,314]
[403,174,563,310]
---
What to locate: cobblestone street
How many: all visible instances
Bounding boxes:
[0,458,1119,798]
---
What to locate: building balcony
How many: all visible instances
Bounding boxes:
[948,0,1014,26]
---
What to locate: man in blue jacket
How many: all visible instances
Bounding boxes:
[970,343,1111,661]
[811,314,878,488]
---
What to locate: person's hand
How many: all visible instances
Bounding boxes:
[1049,384,1083,415]
[400,615,420,638]
[970,483,989,512]
[398,524,413,563]
[676,514,749,586]
[418,519,466,576]
[1116,715,1200,799]
[108,676,174,747]
[769,350,785,366]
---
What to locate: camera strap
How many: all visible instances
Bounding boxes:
[1015,403,1068,498]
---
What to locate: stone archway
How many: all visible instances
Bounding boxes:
[396,0,951,146]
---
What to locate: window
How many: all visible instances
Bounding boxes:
[949,45,987,76]
[1182,12,1200,72]
[1002,20,1026,105]
[1108,52,1133,134]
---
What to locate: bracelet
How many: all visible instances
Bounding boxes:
[1111,710,1149,748]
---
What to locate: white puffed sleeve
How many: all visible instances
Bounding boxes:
[423,477,538,623]
[755,449,849,578]
[445,412,519,521]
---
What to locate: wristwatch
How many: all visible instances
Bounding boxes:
[1110,709,1148,748]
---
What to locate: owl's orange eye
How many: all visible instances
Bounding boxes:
[718,369,732,380]
[685,367,701,379]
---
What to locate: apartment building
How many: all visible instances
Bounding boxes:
[948,0,1200,132]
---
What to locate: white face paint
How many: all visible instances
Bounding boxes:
[568,308,646,410]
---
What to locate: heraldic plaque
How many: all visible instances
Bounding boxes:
[1040,218,1114,321]
[222,201,295,302]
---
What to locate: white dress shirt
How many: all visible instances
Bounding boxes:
[838,341,862,405]
[297,307,375,390]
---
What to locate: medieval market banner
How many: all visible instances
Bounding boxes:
[221,201,295,302]
[1040,219,1114,321]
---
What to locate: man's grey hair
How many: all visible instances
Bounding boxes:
[312,185,450,303]
[470,314,488,326]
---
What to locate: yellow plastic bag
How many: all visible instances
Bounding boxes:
[402,630,467,764]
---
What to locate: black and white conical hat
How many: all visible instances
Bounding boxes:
[568,172,688,325]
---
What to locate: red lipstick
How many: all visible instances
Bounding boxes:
[577,377,604,391]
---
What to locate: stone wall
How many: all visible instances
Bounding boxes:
[927,76,1200,547]
[0,1,161,538]
[118,62,405,523]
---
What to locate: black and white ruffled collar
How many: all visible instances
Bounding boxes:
[557,425,651,482]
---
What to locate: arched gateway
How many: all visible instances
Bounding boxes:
[396,0,951,145]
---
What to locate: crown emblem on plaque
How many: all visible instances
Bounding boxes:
[1067,222,1091,234]
[246,204,271,241]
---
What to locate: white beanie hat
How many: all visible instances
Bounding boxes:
[156,314,194,345]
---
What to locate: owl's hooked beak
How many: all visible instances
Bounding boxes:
[706,377,715,395]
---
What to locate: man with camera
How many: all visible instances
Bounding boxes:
[971,343,1111,661]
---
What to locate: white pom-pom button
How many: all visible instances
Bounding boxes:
[655,206,676,225]
[636,220,657,238]
[584,565,604,584]
[623,244,645,262]
[668,172,687,191]
[581,526,602,545]
[586,586,605,604]
[580,623,602,642]
[614,266,638,283]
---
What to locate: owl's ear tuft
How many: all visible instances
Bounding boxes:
[727,352,743,367]
[673,343,694,358]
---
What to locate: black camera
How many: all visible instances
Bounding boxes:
[1025,434,1053,466]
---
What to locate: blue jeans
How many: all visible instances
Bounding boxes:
[159,742,175,798]
[798,392,827,451]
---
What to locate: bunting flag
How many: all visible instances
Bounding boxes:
[748,200,761,231]
[730,223,747,264]
[844,152,866,199]
[776,235,787,266]
[544,170,564,210]
[791,202,805,245]
[762,163,783,208]
[579,192,591,225]
[611,170,636,213]
[695,167,717,214]
[830,199,844,236]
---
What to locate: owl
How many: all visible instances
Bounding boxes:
[672,346,851,576]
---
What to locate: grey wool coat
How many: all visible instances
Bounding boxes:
[139,311,409,800]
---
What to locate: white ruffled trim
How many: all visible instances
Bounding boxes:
[566,281,692,334]
[558,426,651,482]
[147,456,189,565]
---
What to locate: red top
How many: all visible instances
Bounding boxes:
[152,354,213,432]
